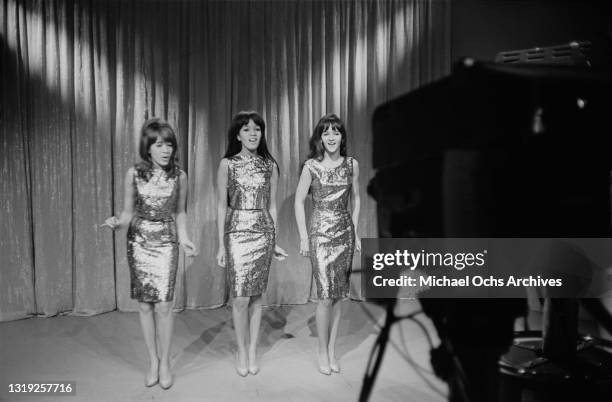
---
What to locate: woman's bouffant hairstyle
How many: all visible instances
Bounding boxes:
[307,113,347,161]
[223,111,278,169]
[136,117,180,180]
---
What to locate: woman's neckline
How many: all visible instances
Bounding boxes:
[237,151,259,159]
[316,156,346,170]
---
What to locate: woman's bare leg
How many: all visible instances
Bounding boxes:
[233,296,250,376]
[328,298,342,371]
[247,295,263,373]
[316,299,333,374]
[155,301,174,388]
[138,302,158,385]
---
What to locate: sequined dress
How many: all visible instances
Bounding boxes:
[224,154,275,297]
[305,157,355,299]
[127,167,180,302]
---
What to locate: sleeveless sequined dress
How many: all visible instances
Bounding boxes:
[305,157,355,299]
[127,167,180,302]
[224,154,275,297]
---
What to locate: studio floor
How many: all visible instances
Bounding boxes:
[0,300,447,402]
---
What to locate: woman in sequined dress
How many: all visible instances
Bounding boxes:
[216,111,287,376]
[294,114,361,375]
[103,118,197,389]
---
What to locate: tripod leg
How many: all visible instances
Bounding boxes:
[359,304,395,402]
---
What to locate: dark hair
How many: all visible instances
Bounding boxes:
[307,113,347,161]
[223,111,278,169]
[136,117,180,180]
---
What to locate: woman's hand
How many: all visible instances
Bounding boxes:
[273,245,288,261]
[355,235,362,253]
[216,247,226,267]
[101,216,121,230]
[299,238,310,257]
[180,239,198,257]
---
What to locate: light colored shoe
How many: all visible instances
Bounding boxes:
[235,352,248,377]
[145,359,159,387]
[159,367,173,390]
[248,364,260,375]
[318,365,332,375]
[318,350,331,376]
[144,376,158,387]
[248,349,259,375]
[329,359,340,373]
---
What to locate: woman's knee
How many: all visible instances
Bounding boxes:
[155,302,173,315]
[233,297,250,311]
[319,299,333,308]
[139,302,153,314]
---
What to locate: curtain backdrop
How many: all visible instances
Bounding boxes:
[0,0,450,321]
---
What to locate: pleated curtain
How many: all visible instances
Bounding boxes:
[0,0,450,321]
